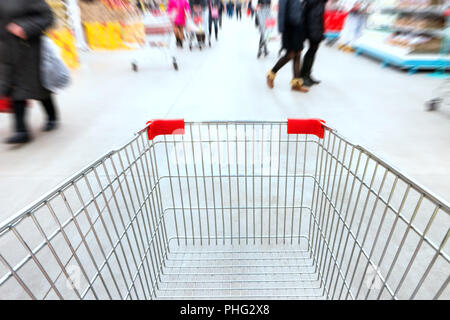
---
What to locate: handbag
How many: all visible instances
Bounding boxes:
[0,97,12,113]
[0,98,30,113]
[41,36,71,92]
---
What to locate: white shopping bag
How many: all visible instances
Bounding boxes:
[40,36,71,92]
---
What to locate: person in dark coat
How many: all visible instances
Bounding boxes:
[0,0,56,144]
[266,0,309,92]
[300,0,327,87]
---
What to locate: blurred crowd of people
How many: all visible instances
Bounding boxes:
[0,0,59,144]
[0,0,328,144]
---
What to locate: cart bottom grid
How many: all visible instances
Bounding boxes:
[156,238,325,300]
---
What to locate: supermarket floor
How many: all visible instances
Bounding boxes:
[0,17,449,222]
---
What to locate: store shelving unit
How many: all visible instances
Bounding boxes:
[47,0,70,29]
[46,0,81,68]
[354,1,450,73]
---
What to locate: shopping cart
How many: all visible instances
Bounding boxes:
[324,10,349,46]
[130,10,179,72]
[257,13,277,59]
[0,119,448,300]
[186,5,208,50]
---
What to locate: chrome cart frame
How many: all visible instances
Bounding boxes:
[0,119,448,300]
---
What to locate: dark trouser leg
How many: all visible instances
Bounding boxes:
[209,16,213,36]
[13,100,27,133]
[214,19,218,39]
[271,51,295,73]
[293,51,302,78]
[219,13,222,27]
[300,40,320,78]
[41,95,57,122]
[258,34,264,55]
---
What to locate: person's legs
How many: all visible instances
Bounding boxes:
[209,15,213,36]
[214,19,219,39]
[258,34,269,57]
[293,51,301,79]
[266,51,295,88]
[174,26,183,47]
[257,12,267,57]
[41,96,57,122]
[300,39,321,85]
[13,100,27,133]
[5,100,30,144]
[291,50,309,92]
[41,95,58,131]
[272,51,295,73]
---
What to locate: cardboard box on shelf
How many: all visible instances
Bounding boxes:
[410,37,444,53]
[394,16,446,29]
[397,0,444,7]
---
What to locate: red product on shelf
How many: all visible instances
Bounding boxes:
[324,10,348,33]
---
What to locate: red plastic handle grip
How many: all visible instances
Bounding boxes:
[146,119,185,140]
[287,118,326,139]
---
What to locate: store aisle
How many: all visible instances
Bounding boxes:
[0,17,448,221]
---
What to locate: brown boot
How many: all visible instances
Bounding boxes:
[290,78,309,92]
[266,70,276,89]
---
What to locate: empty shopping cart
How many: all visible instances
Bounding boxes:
[130,10,178,72]
[0,119,448,300]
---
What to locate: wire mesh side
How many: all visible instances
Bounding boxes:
[308,129,450,300]
[0,133,167,300]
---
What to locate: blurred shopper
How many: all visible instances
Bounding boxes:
[226,0,234,18]
[266,0,309,92]
[248,0,255,17]
[236,1,242,20]
[256,0,271,58]
[219,0,225,27]
[208,0,220,41]
[300,0,327,87]
[0,0,58,144]
[190,0,208,45]
[168,0,191,48]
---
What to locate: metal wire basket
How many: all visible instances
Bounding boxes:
[0,119,448,300]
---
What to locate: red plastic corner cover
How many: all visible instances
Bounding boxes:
[287,118,326,139]
[146,119,185,140]
[0,97,12,113]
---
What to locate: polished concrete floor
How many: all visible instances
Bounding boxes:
[0,17,449,223]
